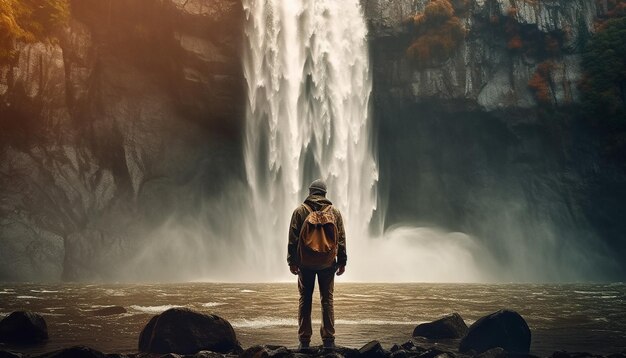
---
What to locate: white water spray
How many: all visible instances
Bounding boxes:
[240,0,488,282]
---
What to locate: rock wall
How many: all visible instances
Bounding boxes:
[0,0,245,281]
[363,0,626,280]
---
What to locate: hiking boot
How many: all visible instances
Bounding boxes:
[298,341,310,350]
[323,340,336,349]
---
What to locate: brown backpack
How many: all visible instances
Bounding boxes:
[297,203,338,270]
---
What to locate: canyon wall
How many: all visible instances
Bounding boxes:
[364,0,626,280]
[0,0,245,281]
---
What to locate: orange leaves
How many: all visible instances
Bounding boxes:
[528,61,556,105]
[507,35,523,49]
[406,0,466,67]
[0,0,69,62]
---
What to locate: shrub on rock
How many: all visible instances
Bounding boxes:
[459,309,531,354]
[138,308,240,354]
[0,311,48,344]
[413,312,468,339]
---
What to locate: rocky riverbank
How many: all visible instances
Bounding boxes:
[1,309,625,358]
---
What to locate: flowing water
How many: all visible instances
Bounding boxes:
[241,0,379,278]
[238,0,496,285]
[1,283,625,356]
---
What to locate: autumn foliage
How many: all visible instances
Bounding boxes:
[406,0,466,66]
[528,61,556,105]
[580,16,626,121]
[0,0,70,62]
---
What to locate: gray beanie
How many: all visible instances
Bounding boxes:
[308,179,327,194]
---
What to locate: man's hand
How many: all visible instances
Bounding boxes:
[289,265,300,275]
[336,265,345,276]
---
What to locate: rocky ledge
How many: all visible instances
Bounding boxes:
[1,308,625,358]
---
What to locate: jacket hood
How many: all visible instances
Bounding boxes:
[304,194,333,211]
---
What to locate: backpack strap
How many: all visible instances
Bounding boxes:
[302,203,313,214]
[321,205,333,212]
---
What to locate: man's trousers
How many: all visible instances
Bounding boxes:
[297,266,336,344]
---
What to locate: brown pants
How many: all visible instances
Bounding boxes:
[298,266,336,344]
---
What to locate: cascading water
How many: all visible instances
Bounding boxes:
[242,0,378,279]
[241,0,488,282]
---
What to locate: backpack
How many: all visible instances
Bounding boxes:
[297,203,338,270]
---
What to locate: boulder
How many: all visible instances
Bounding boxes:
[459,310,531,354]
[240,346,270,358]
[359,341,386,358]
[91,306,127,316]
[0,311,48,344]
[138,308,240,354]
[37,346,106,358]
[413,313,469,339]
[0,351,22,358]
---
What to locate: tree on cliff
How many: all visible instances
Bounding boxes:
[0,0,70,62]
[580,16,626,122]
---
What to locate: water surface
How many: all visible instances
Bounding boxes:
[1,283,625,356]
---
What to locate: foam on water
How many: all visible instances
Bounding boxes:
[129,305,183,314]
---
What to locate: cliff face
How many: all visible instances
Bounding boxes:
[364,0,626,280]
[0,0,245,281]
[1,0,624,281]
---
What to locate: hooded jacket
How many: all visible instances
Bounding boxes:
[287,194,347,267]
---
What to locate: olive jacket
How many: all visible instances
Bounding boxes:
[287,194,347,267]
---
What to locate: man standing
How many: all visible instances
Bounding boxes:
[287,179,347,349]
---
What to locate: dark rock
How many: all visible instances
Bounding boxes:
[359,341,385,358]
[194,351,225,358]
[390,350,408,358]
[268,347,291,358]
[138,308,240,354]
[390,345,402,353]
[323,352,344,358]
[474,348,507,358]
[37,346,106,358]
[0,351,22,358]
[0,311,48,344]
[459,310,531,354]
[240,346,270,358]
[92,306,127,316]
[400,342,415,351]
[551,353,595,358]
[413,313,468,340]
[335,346,360,358]
[419,349,454,358]
[158,354,183,358]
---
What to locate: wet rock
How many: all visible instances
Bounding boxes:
[0,351,23,358]
[390,350,408,358]
[240,346,270,358]
[0,311,48,344]
[413,313,468,339]
[37,346,106,358]
[551,353,596,358]
[358,341,386,358]
[459,310,531,354]
[193,351,225,358]
[419,349,455,358]
[267,347,291,358]
[91,306,127,316]
[474,348,507,358]
[335,346,360,358]
[138,308,240,354]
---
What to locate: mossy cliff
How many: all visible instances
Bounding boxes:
[364,0,626,280]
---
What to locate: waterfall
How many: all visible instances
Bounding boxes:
[241,0,378,279]
[239,0,488,282]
